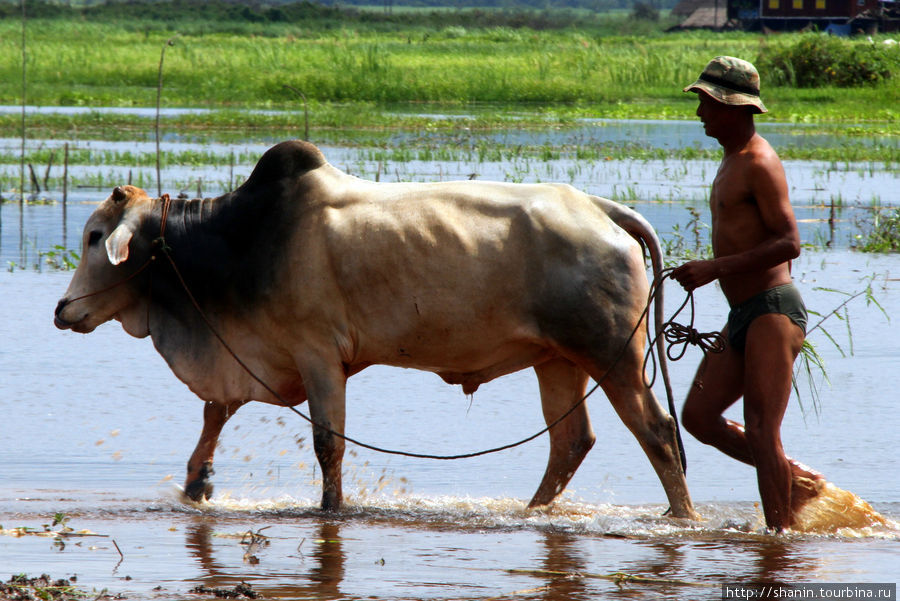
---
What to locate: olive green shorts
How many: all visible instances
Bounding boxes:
[727,283,807,351]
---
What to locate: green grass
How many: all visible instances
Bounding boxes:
[0,20,897,131]
[853,208,900,252]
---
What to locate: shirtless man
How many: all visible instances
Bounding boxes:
[672,56,823,531]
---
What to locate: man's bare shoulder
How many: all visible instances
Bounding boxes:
[742,134,784,172]
[723,134,788,203]
[715,135,772,204]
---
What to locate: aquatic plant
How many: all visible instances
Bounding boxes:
[794,339,829,415]
[0,574,96,601]
[795,276,889,414]
[662,206,711,266]
[45,513,72,534]
[853,207,900,253]
[240,526,272,565]
[156,34,179,197]
[40,245,80,271]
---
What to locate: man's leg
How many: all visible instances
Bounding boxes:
[681,325,750,460]
[743,313,807,530]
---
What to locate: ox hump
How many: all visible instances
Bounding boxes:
[242,140,327,187]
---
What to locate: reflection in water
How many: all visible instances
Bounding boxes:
[305,522,345,598]
[748,538,818,584]
[185,518,224,576]
[1,255,897,599]
[538,531,589,601]
[185,517,347,599]
[635,540,687,583]
[619,533,828,595]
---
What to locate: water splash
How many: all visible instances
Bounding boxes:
[793,481,897,536]
[166,488,898,541]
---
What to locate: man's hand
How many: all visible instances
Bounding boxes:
[671,260,719,291]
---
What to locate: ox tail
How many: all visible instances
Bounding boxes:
[590,195,686,474]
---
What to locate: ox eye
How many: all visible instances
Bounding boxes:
[88,231,103,247]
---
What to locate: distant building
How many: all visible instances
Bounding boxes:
[672,0,729,27]
[671,0,899,29]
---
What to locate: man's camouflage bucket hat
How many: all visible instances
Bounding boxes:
[684,56,768,114]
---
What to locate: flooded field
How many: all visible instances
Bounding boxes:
[1,118,898,599]
[1,117,897,271]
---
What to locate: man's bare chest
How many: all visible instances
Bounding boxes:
[710,159,754,216]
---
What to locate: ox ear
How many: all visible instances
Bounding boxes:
[105,223,134,265]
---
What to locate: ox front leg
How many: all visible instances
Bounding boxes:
[302,360,348,512]
[184,400,246,502]
[529,358,596,508]
[601,368,699,521]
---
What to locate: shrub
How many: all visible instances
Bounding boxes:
[854,208,900,252]
[630,2,660,20]
[756,34,900,87]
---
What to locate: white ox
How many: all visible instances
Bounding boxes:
[55,140,697,518]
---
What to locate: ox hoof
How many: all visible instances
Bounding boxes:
[320,491,342,512]
[184,480,214,503]
[184,462,215,502]
[526,498,552,510]
[662,505,702,521]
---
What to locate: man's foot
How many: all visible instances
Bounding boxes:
[790,473,826,518]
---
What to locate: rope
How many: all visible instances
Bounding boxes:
[158,242,641,460]
[643,269,724,372]
[65,194,172,306]
[88,195,721,463]
[637,267,726,474]
[664,316,725,360]
[66,255,155,304]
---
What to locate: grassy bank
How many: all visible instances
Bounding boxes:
[0,18,898,135]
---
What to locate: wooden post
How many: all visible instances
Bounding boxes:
[63,142,68,249]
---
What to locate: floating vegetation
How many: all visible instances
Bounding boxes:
[39,245,80,271]
[0,573,123,601]
[189,582,258,599]
[506,568,712,588]
[1,513,104,542]
[240,526,272,564]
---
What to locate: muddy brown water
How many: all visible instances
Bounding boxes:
[2,122,899,599]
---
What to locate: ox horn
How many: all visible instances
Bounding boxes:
[112,186,128,203]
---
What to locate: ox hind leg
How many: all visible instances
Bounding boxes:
[593,346,698,520]
[529,358,596,508]
[184,400,246,502]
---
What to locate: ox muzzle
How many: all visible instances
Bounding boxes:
[54,298,76,330]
